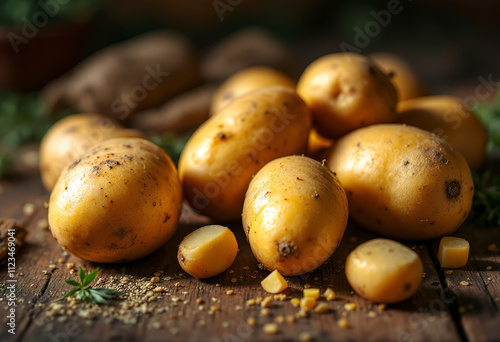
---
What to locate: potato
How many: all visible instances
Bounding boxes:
[179,86,311,221]
[39,114,144,191]
[210,67,295,114]
[307,129,334,159]
[130,84,217,134]
[369,52,427,101]
[397,96,488,170]
[326,124,474,240]
[42,31,200,119]
[345,238,423,303]
[177,225,238,279]
[202,27,298,82]
[297,53,398,138]
[243,155,348,276]
[48,138,182,263]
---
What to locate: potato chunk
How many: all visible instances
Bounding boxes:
[437,237,469,268]
[177,225,238,279]
[345,239,423,304]
[261,270,288,294]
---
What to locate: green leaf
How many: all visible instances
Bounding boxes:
[79,267,86,283]
[65,280,81,287]
[53,288,80,302]
[82,267,100,286]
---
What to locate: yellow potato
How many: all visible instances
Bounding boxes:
[177,225,238,279]
[39,113,144,191]
[326,124,474,240]
[345,238,423,303]
[306,128,334,160]
[297,53,397,138]
[369,52,427,101]
[179,86,311,221]
[48,138,182,263]
[397,96,488,170]
[243,155,348,276]
[211,66,295,114]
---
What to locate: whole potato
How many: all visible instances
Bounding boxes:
[48,138,182,263]
[369,52,427,101]
[179,86,311,221]
[39,114,144,191]
[397,96,488,170]
[211,66,295,114]
[297,53,397,138]
[243,155,348,276]
[326,124,474,240]
[345,238,423,303]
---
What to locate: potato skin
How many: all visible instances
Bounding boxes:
[397,96,488,170]
[48,138,182,263]
[369,52,427,101]
[297,53,397,138]
[179,86,311,221]
[40,114,144,191]
[345,238,423,303]
[326,124,474,240]
[211,66,295,114]
[243,155,348,276]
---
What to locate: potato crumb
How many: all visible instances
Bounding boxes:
[226,290,234,295]
[196,298,204,304]
[243,266,250,270]
[37,218,49,230]
[247,317,257,326]
[368,311,377,318]
[487,244,498,252]
[222,321,230,328]
[216,283,221,287]
[344,303,356,311]
[303,288,320,299]
[304,284,311,289]
[246,299,256,306]
[291,298,300,307]
[256,297,263,305]
[300,297,316,311]
[66,263,74,269]
[261,308,270,317]
[23,203,36,216]
[299,331,313,342]
[274,294,287,301]
[263,323,279,334]
[460,281,470,286]
[153,287,164,293]
[235,305,243,311]
[486,266,493,270]
[285,315,295,323]
[378,304,387,310]
[231,278,238,283]
[338,318,349,329]
[261,296,273,308]
[314,303,329,314]
[323,288,336,301]
[275,315,285,324]
[57,258,65,264]
[151,277,160,283]
[296,309,308,318]
[49,264,57,269]
[210,306,219,312]
[446,270,453,275]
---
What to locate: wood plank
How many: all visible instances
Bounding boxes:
[435,224,500,342]
[0,174,465,342]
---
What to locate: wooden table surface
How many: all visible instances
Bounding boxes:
[0,168,499,342]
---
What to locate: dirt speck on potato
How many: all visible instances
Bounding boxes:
[68,159,81,170]
[423,148,448,166]
[278,240,297,257]
[445,180,461,200]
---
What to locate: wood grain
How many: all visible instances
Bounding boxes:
[1,173,499,342]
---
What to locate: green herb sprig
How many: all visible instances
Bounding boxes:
[470,171,500,227]
[55,267,123,305]
[474,89,500,151]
